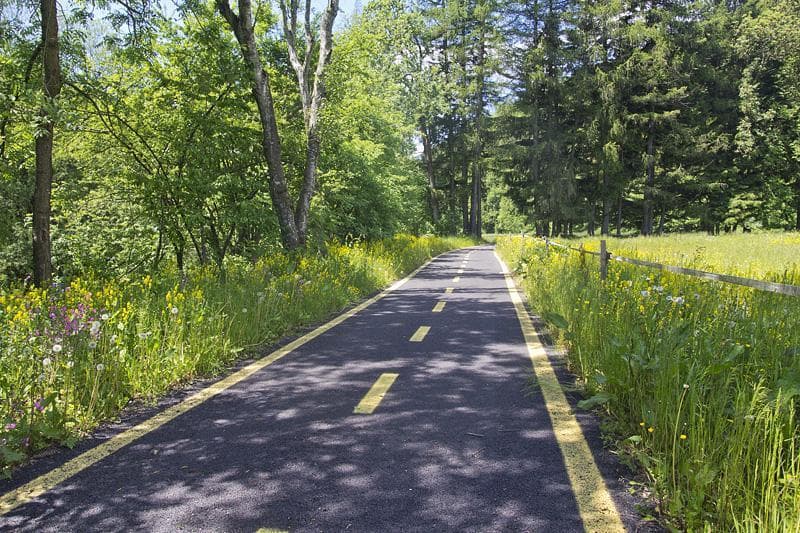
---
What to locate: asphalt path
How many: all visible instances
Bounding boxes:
[0,245,642,532]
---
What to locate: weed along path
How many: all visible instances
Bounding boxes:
[0,246,641,532]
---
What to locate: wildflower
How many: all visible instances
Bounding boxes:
[88,341,97,350]
[683,383,689,390]
[242,308,248,314]
[65,360,74,368]
[101,313,110,321]
[90,321,101,336]
[171,307,179,315]
[52,343,63,353]
[639,422,645,427]
[673,296,685,305]
[110,335,117,343]
[648,427,654,433]
[96,363,105,371]
[138,332,151,340]
[34,399,44,412]
[42,357,52,367]
[4,423,16,431]
[679,434,687,440]
[37,373,45,382]
[641,290,649,297]
[654,286,664,293]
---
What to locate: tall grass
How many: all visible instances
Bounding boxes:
[0,234,472,476]
[496,234,800,531]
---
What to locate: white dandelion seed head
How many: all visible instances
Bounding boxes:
[101,313,110,321]
[683,383,689,389]
[42,357,52,367]
[90,321,101,335]
[52,344,63,353]
[171,307,179,315]
[96,363,105,371]
[88,341,97,350]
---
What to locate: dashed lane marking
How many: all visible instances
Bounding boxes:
[494,250,625,533]
[353,373,399,414]
[409,326,430,342]
[432,301,446,313]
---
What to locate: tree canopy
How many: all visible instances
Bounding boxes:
[1,0,798,283]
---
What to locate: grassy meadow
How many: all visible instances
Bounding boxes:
[0,234,472,476]
[496,233,800,531]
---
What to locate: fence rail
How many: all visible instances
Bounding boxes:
[539,237,800,297]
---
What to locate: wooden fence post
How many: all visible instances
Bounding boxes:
[600,239,608,281]
[545,237,550,255]
[579,243,586,268]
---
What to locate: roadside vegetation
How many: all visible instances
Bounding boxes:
[0,235,472,476]
[497,233,800,530]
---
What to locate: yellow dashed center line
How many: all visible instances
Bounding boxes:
[410,326,430,342]
[353,373,399,414]
[432,301,446,313]
[445,287,454,294]
[457,268,464,274]
[452,276,460,283]
[494,251,625,533]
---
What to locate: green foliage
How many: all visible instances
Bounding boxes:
[497,234,800,529]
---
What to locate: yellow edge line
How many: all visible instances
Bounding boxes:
[409,325,430,342]
[493,250,625,533]
[452,276,460,283]
[353,373,399,414]
[432,301,446,313]
[0,253,448,516]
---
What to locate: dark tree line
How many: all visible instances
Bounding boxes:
[388,0,800,236]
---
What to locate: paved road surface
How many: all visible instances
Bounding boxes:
[0,245,640,532]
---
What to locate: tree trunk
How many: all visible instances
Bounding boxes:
[588,202,595,236]
[220,0,338,250]
[32,0,61,286]
[470,13,487,240]
[217,0,300,249]
[795,180,800,231]
[420,118,440,223]
[601,170,610,235]
[616,194,623,237]
[642,118,655,236]
[461,162,470,234]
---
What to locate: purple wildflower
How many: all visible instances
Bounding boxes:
[34,399,44,412]
[4,423,16,431]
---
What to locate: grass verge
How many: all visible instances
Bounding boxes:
[496,234,800,531]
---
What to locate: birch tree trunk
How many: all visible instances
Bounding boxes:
[218,0,338,249]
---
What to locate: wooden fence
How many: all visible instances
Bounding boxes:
[539,237,800,297]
